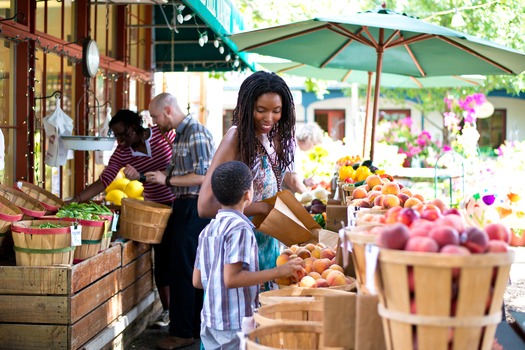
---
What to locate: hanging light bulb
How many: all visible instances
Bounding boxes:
[198,33,205,47]
[177,11,184,24]
[213,39,220,48]
[225,53,231,61]
[219,45,225,54]
[177,4,185,11]
[451,9,465,27]
[202,32,208,44]
[233,56,240,68]
[183,13,193,21]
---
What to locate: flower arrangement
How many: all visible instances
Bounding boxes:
[376,116,440,167]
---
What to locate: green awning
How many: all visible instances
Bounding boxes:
[154,0,255,72]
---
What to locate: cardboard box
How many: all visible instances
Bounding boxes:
[326,204,348,231]
[252,190,321,246]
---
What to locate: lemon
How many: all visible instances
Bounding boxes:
[105,177,130,193]
[105,189,127,205]
[124,180,144,199]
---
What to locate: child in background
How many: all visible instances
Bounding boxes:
[193,160,303,350]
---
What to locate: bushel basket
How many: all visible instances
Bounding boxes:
[14,180,64,213]
[254,300,323,327]
[118,198,172,244]
[0,184,46,219]
[11,220,75,266]
[375,249,514,350]
[0,195,23,246]
[259,286,351,306]
[246,323,323,350]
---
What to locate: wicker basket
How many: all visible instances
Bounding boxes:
[0,195,24,246]
[254,301,323,327]
[118,198,172,244]
[259,286,351,306]
[375,249,514,350]
[345,225,381,294]
[246,323,323,350]
[0,184,46,219]
[58,217,106,262]
[99,215,113,251]
[14,180,64,213]
[11,220,75,266]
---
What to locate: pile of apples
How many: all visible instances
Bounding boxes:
[351,174,428,210]
[375,206,511,254]
[275,243,353,288]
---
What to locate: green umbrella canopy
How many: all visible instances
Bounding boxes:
[229,7,525,160]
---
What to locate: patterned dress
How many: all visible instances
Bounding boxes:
[251,152,283,273]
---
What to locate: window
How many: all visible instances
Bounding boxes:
[379,109,411,122]
[477,109,506,150]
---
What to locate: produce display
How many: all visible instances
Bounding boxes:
[274,243,353,289]
[56,202,112,221]
[104,169,144,205]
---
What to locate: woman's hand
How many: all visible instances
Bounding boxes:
[123,164,140,181]
[144,170,166,185]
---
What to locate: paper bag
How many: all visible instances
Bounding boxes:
[43,99,73,167]
[355,294,386,350]
[318,229,339,250]
[252,190,320,247]
[323,293,356,349]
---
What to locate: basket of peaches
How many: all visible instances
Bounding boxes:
[274,242,356,291]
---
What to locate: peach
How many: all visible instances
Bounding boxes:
[321,269,332,279]
[281,248,294,256]
[316,242,326,249]
[381,182,400,195]
[372,184,383,192]
[311,247,322,259]
[485,223,511,243]
[304,243,317,252]
[461,227,489,253]
[276,253,290,266]
[428,198,448,213]
[428,225,460,248]
[440,244,470,278]
[367,190,382,203]
[315,278,329,288]
[326,270,346,287]
[405,236,439,252]
[275,276,293,286]
[396,207,420,226]
[434,214,466,234]
[443,208,462,216]
[486,240,509,253]
[352,187,368,199]
[312,258,331,274]
[291,268,307,283]
[409,219,433,237]
[354,198,372,208]
[384,206,403,224]
[397,193,410,207]
[290,244,300,253]
[320,248,336,260]
[366,174,382,189]
[329,264,344,273]
[296,248,311,259]
[308,271,322,280]
[412,193,425,203]
[404,197,422,209]
[377,223,410,250]
[373,194,384,207]
[382,194,401,209]
[299,275,317,288]
[420,208,442,221]
[400,188,413,197]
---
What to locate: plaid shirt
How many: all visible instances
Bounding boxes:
[168,115,215,196]
[195,209,259,331]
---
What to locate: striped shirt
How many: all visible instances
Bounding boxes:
[168,115,215,196]
[100,126,176,203]
[195,209,258,331]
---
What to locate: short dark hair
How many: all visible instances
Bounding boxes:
[211,161,253,206]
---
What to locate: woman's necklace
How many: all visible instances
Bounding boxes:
[255,137,282,192]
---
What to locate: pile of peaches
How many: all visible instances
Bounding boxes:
[350,174,427,210]
[274,243,353,288]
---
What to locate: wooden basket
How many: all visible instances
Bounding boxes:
[0,195,24,246]
[100,216,113,251]
[346,225,381,294]
[11,220,75,266]
[254,301,323,327]
[14,180,64,213]
[0,184,46,219]
[246,323,323,350]
[59,217,106,261]
[118,198,172,244]
[375,249,514,350]
[259,286,351,306]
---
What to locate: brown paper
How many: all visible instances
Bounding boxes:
[323,293,356,349]
[355,294,387,350]
[318,229,339,250]
[252,190,320,246]
[325,204,348,231]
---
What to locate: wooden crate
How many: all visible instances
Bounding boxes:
[0,240,154,349]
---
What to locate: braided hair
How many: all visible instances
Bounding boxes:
[232,71,296,172]
[109,109,146,139]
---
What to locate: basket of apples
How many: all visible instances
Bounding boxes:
[374,215,514,350]
[274,243,356,291]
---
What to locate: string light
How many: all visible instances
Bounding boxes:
[213,38,220,48]
[219,45,224,54]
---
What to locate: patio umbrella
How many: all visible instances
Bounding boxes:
[229,7,525,160]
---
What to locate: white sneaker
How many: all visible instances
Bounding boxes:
[152,309,169,327]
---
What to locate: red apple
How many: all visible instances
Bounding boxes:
[428,225,460,248]
[405,236,439,252]
[484,223,511,243]
[377,223,411,250]
[486,240,509,253]
[461,227,489,253]
[396,207,420,226]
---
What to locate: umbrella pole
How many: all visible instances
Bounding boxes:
[370,47,384,162]
[362,72,373,159]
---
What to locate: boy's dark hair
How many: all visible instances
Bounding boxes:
[211,161,253,206]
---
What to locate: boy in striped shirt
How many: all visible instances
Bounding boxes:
[193,161,303,350]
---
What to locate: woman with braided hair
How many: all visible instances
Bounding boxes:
[198,71,300,273]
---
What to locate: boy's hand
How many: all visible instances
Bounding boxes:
[277,257,304,278]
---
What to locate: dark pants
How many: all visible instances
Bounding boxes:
[169,197,210,339]
[153,206,176,288]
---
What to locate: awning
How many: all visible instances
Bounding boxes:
[153,0,255,72]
